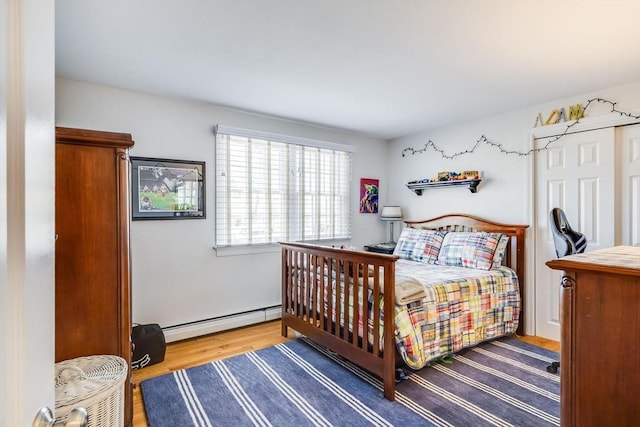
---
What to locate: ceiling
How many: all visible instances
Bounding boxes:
[55,0,640,140]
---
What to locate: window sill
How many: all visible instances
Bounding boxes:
[214,239,353,257]
[213,244,280,257]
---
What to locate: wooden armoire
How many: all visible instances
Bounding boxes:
[55,127,134,426]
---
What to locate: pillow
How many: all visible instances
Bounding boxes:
[410,229,447,264]
[393,227,423,260]
[437,231,502,270]
[492,234,510,268]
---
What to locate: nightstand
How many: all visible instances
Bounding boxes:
[364,243,396,254]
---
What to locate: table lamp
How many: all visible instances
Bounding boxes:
[380,206,403,243]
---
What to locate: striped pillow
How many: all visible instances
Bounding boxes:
[492,234,510,268]
[393,228,447,263]
[393,227,424,260]
[411,230,447,264]
[437,232,502,270]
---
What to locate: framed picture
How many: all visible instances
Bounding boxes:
[131,157,205,220]
[359,178,379,213]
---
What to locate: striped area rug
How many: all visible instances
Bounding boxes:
[140,336,559,427]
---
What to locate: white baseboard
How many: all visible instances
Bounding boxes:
[265,306,282,321]
[163,306,282,343]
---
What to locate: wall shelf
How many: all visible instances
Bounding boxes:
[406,179,481,195]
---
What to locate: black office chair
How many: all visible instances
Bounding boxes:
[547,207,587,373]
[550,208,587,258]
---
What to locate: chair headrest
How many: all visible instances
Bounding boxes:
[549,208,587,257]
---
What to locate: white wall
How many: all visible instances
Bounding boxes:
[55,78,389,329]
[388,80,640,335]
[56,77,640,337]
[387,81,640,225]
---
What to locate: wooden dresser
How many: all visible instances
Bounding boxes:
[55,127,134,426]
[546,246,640,427]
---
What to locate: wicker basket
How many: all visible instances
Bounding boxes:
[55,355,128,427]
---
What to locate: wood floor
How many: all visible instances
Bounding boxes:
[132,320,559,427]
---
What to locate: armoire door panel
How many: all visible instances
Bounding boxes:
[55,144,122,360]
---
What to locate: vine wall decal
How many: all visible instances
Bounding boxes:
[401,98,640,159]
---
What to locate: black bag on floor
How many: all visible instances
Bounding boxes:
[131,323,166,369]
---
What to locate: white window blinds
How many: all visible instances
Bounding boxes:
[215,126,353,247]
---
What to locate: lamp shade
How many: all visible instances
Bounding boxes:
[380,206,403,221]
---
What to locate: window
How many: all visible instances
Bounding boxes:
[215,126,353,248]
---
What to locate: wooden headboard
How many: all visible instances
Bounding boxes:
[404,213,529,335]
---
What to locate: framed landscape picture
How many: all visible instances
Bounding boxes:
[131,157,205,220]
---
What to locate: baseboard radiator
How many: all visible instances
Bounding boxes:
[162,305,281,343]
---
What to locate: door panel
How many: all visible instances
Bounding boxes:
[0,1,55,424]
[535,128,615,340]
[618,124,640,245]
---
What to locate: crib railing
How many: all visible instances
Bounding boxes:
[280,242,399,400]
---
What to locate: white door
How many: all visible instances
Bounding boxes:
[0,2,56,425]
[617,124,640,246]
[534,127,616,340]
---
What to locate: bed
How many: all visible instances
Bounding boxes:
[280,213,528,401]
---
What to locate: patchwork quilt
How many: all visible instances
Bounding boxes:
[321,259,520,370]
[391,259,520,369]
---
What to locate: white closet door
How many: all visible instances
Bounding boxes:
[618,124,640,246]
[534,127,616,340]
